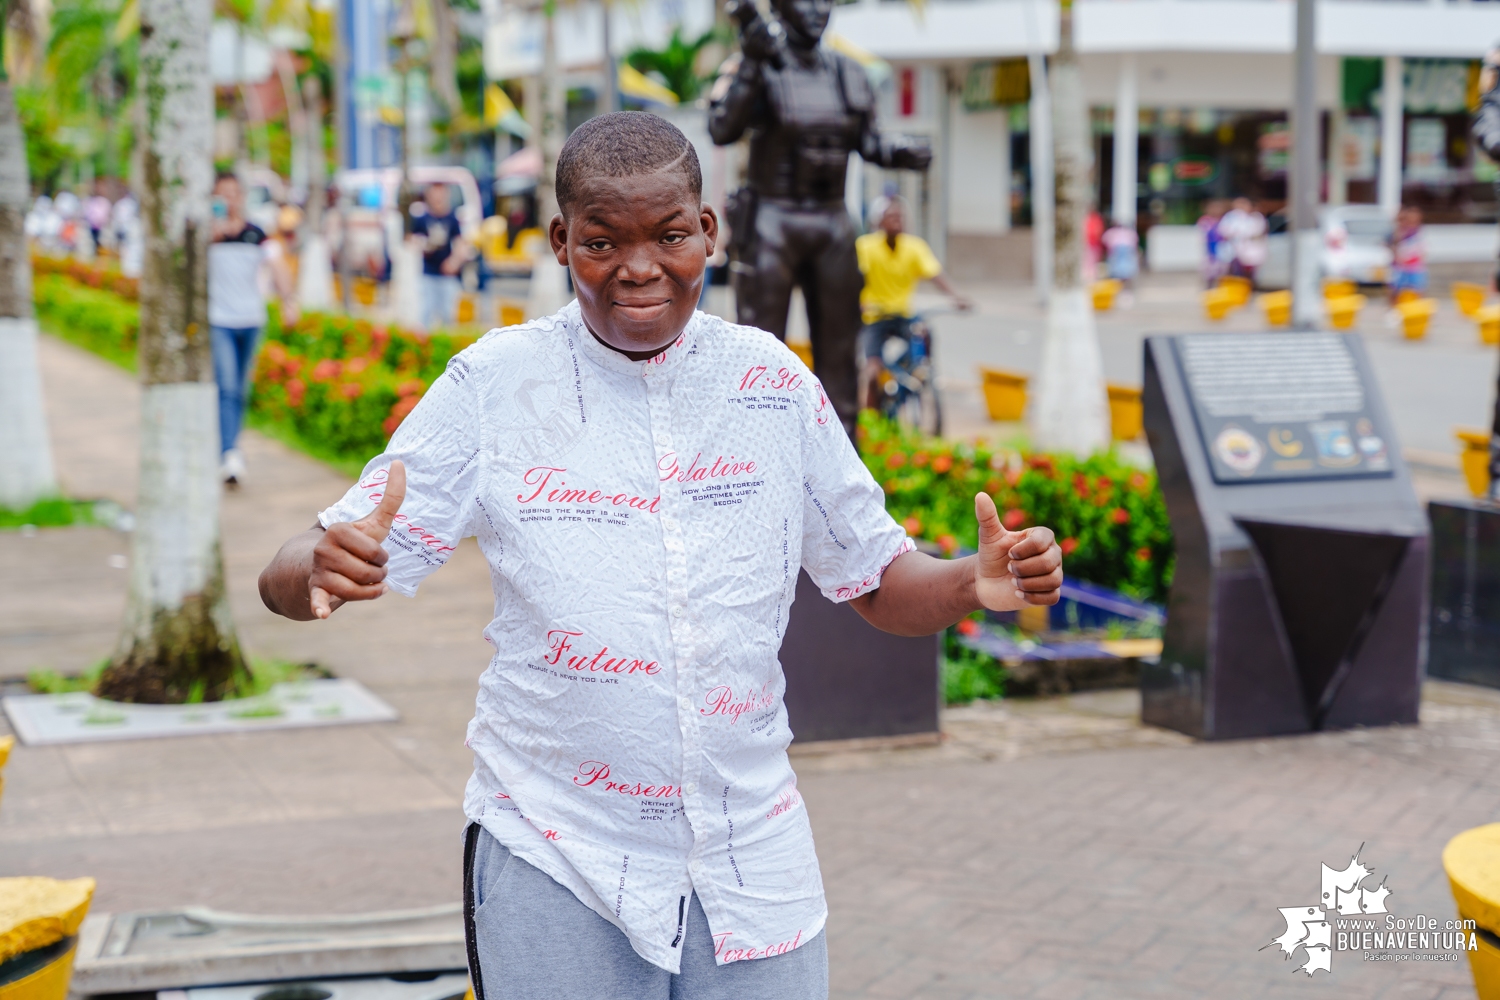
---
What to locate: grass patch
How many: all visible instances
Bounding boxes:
[28,658,328,701]
[0,498,103,530]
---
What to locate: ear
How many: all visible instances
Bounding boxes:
[700,204,719,258]
[547,212,569,266]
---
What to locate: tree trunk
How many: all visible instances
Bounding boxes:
[430,0,463,156]
[97,0,246,704]
[1028,0,1110,456]
[525,3,570,319]
[0,72,59,511]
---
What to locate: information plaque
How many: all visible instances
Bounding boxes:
[1173,333,1394,485]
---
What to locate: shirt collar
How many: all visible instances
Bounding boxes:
[565,299,701,378]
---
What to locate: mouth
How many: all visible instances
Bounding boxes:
[613,298,673,321]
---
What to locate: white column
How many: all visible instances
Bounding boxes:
[1328,106,1347,207]
[1112,54,1137,227]
[997,106,1012,233]
[1028,52,1054,303]
[1379,54,1404,217]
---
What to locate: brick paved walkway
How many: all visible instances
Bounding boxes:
[3,335,1496,998]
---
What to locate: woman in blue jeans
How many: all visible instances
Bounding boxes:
[208,173,296,485]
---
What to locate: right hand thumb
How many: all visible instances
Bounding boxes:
[357,460,407,541]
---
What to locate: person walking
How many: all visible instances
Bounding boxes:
[208,173,295,485]
[1218,196,1268,283]
[1388,205,1428,305]
[410,182,467,329]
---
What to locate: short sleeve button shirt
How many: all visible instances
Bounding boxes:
[319,301,911,973]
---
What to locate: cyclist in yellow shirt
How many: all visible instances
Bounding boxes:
[855,196,971,411]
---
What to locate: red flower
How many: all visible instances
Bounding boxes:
[264,342,288,364]
[882,479,898,495]
[1005,467,1023,487]
[396,379,427,398]
[285,379,306,407]
[1060,537,1079,556]
[1111,507,1130,525]
[886,452,907,469]
[345,356,370,375]
[937,533,958,555]
[311,358,340,382]
[1002,509,1026,531]
[1136,546,1152,561]
[931,454,953,474]
[340,381,364,399]
[388,395,420,422]
[984,478,1003,494]
[1129,472,1150,492]
[912,451,930,468]
[902,516,923,536]
[956,618,980,637]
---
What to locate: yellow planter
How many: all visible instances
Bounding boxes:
[1260,290,1292,327]
[979,366,1028,422]
[1398,297,1437,340]
[352,276,377,307]
[1107,383,1143,441]
[1478,305,1500,346]
[1091,279,1121,312]
[1219,275,1252,307]
[0,735,10,810]
[1457,428,1492,498]
[788,341,814,370]
[1454,281,1488,318]
[1203,287,1237,321]
[1445,824,1500,1000]
[1325,293,1366,330]
[0,941,78,1000]
[1322,278,1357,300]
[498,301,526,328]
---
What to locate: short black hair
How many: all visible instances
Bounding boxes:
[555,112,702,216]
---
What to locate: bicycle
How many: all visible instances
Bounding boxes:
[859,310,948,436]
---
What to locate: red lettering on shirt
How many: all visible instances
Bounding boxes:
[833,538,915,600]
[573,760,681,799]
[738,365,802,393]
[765,784,802,819]
[545,629,661,676]
[657,452,759,484]
[518,466,660,512]
[700,682,775,724]
[713,930,804,963]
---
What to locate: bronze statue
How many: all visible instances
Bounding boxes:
[709,0,931,435]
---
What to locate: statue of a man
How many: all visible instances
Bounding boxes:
[709,0,931,434]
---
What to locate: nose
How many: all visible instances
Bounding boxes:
[617,244,665,284]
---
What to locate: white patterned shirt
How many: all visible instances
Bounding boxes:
[318,301,911,972]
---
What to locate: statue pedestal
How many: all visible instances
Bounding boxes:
[780,570,940,745]
[1429,499,1500,689]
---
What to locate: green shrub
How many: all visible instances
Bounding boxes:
[857,412,1174,604]
[34,273,140,369]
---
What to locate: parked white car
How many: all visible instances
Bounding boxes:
[1257,205,1393,289]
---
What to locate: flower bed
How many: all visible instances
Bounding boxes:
[34,272,141,370]
[32,255,140,300]
[857,412,1174,604]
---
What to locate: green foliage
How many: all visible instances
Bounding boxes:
[29,657,323,701]
[625,27,723,102]
[33,272,140,369]
[0,497,99,529]
[14,87,80,191]
[857,411,1175,604]
[942,618,1007,704]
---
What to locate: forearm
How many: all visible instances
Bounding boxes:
[930,274,963,299]
[258,525,324,620]
[849,550,979,637]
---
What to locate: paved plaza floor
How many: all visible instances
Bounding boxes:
[3,292,1499,998]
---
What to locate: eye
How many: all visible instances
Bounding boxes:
[661,234,687,245]
[585,240,612,252]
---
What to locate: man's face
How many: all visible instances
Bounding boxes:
[879,204,905,238]
[426,184,451,216]
[1233,197,1251,213]
[549,170,718,360]
[773,0,832,47]
[215,178,243,217]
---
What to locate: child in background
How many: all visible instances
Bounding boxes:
[1389,205,1427,304]
[1102,223,1139,306]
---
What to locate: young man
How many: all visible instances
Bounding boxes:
[259,112,1062,1000]
[209,173,296,485]
[410,182,467,329]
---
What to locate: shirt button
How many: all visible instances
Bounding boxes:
[672,607,683,619]
[663,517,677,530]
[679,696,693,712]
[690,859,703,873]
[684,782,698,796]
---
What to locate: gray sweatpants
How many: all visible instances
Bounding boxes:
[463,824,829,1000]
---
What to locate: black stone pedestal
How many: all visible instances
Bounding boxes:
[1429,499,1500,689]
[779,570,941,743]
[1143,334,1427,739]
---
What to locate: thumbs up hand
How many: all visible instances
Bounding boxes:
[309,461,407,619]
[973,491,1063,612]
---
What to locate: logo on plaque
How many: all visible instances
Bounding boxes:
[1214,425,1264,475]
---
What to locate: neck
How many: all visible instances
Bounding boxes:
[584,318,677,363]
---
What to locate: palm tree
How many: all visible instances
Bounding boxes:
[0,0,60,512]
[1028,0,1109,455]
[524,0,569,319]
[95,0,246,703]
